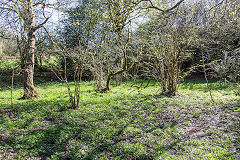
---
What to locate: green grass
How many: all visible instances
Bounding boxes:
[0,79,239,159]
[0,57,60,73]
[0,59,20,72]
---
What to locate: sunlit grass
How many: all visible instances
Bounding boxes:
[0,80,239,159]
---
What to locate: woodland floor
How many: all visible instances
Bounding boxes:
[0,76,239,159]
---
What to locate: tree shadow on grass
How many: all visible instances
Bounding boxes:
[2,114,131,159]
[82,122,180,160]
[0,95,184,159]
[1,102,82,159]
[82,123,130,160]
[0,98,124,159]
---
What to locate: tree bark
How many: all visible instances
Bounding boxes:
[22,0,39,99]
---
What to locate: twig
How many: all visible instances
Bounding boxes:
[201,49,215,104]
[11,64,14,108]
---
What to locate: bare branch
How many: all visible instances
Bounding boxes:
[208,0,225,11]
[135,0,184,12]
[34,16,50,31]
[42,26,54,44]
[149,0,184,12]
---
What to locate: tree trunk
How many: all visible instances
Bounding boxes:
[23,30,39,99]
[22,0,39,99]
[104,42,128,91]
[105,69,126,91]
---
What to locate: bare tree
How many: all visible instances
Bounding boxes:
[0,0,58,99]
[52,45,86,109]
[134,2,196,96]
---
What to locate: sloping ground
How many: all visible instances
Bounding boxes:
[0,80,239,159]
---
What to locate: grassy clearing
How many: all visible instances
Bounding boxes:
[0,79,239,159]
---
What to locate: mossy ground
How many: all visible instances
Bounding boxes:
[0,77,239,159]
